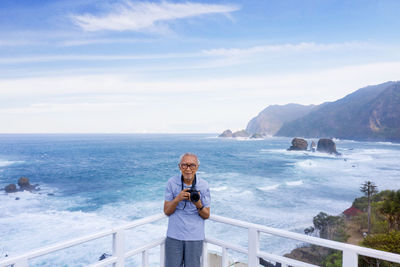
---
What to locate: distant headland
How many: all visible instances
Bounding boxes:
[219,81,400,142]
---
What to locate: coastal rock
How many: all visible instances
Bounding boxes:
[317,139,340,155]
[250,133,264,139]
[284,245,331,265]
[17,177,39,191]
[218,129,233,137]
[287,138,308,151]
[18,177,30,187]
[5,184,18,193]
[232,130,250,137]
[99,253,112,261]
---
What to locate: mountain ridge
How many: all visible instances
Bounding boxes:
[241,81,400,142]
[276,81,400,141]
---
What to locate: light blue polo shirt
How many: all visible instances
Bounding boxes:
[165,175,211,241]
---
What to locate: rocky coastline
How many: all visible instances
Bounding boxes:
[220,81,400,143]
[218,129,265,139]
[2,177,40,193]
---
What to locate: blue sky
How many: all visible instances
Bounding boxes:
[1,0,400,133]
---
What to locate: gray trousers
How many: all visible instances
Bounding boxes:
[165,237,203,267]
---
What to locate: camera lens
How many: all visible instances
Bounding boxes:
[190,191,200,202]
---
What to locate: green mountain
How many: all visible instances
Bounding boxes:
[276,81,400,142]
[245,103,315,135]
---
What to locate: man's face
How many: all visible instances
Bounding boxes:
[179,155,199,181]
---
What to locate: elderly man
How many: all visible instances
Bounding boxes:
[164,152,211,267]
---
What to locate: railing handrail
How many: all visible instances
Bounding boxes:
[209,214,400,264]
[1,212,400,267]
[0,213,166,267]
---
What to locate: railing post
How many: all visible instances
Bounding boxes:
[202,241,208,267]
[160,241,165,267]
[222,247,228,267]
[248,227,259,267]
[14,259,28,267]
[142,250,148,267]
[342,249,358,267]
[113,230,125,267]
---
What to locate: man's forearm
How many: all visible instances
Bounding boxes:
[198,207,210,219]
[164,199,179,216]
[194,200,210,219]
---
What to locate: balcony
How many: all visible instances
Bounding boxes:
[1,213,400,267]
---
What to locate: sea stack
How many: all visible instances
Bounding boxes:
[287,138,308,151]
[317,139,340,155]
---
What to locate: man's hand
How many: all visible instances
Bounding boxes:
[164,189,190,216]
[164,189,209,219]
[177,188,190,202]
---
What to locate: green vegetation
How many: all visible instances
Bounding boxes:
[297,185,400,267]
[362,231,400,253]
[379,190,400,231]
[322,251,342,267]
[353,188,400,267]
[360,181,378,234]
[312,212,349,242]
[353,189,400,233]
[360,231,400,267]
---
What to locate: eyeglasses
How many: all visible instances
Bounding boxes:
[179,163,198,170]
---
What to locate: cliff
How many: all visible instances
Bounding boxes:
[245,104,315,135]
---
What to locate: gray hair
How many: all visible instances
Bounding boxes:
[179,152,200,165]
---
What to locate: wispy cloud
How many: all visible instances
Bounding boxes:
[1,61,400,98]
[0,41,383,65]
[202,42,377,57]
[60,38,155,46]
[71,1,239,33]
[0,102,140,114]
[0,52,201,64]
[0,40,44,47]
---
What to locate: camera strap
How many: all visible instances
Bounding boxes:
[181,174,197,210]
[181,174,197,191]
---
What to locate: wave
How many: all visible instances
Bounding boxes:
[0,160,23,167]
[296,160,318,168]
[211,186,228,192]
[258,184,280,191]
[285,180,303,186]
[259,149,339,159]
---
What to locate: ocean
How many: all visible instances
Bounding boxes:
[1,134,400,266]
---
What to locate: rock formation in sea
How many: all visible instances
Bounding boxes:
[232,129,250,137]
[218,129,250,138]
[317,138,340,155]
[218,129,233,137]
[5,183,18,193]
[250,133,264,139]
[2,177,39,193]
[287,138,308,151]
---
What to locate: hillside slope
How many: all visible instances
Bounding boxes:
[246,104,315,135]
[276,81,400,141]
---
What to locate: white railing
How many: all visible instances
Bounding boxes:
[0,213,167,267]
[1,213,400,267]
[206,214,400,267]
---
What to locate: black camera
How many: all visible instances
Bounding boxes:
[187,188,200,202]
